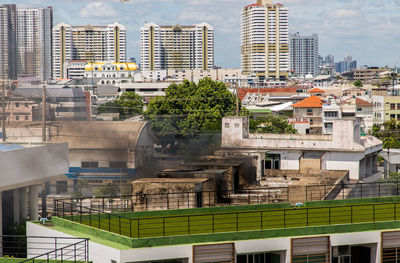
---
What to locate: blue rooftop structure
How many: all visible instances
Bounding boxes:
[0,143,26,151]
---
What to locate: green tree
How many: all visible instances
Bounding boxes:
[144,78,246,152]
[249,114,297,134]
[97,92,144,120]
[353,80,363,88]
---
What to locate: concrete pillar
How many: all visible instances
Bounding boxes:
[359,158,366,179]
[372,154,378,173]
[28,185,39,221]
[0,191,2,257]
[19,187,27,223]
[369,156,373,176]
[13,189,20,225]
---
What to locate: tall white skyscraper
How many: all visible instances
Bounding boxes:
[241,0,289,80]
[0,4,17,80]
[289,33,319,77]
[17,7,53,81]
[52,22,126,79]
[140,22,214,71]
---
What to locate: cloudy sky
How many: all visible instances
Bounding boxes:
[4,0,400,68]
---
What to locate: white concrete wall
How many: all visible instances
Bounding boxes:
[120,245,193,263]
[279,152,301,170]
[325,152,364,180]
[27,222,121,263]
[236,238,289,263]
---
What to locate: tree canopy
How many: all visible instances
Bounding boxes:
[97,91,143,120]
[372,120,400,149]
[144,78,243,151]
[353,80,363,88]
[249,114,297,134]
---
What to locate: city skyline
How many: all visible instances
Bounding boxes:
[2,0,400,69]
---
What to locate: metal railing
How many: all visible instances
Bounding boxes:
[306,181,400,201]
[19,238,88,263]
[0,235,88,262]
[45,188,289,215]
[54,199,400,239]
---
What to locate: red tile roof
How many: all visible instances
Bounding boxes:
[244,3,261,8]
[308,87,325,93]
[292,96,323,108]
[347,97,373,107]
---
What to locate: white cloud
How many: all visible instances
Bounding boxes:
[79,2,118,18]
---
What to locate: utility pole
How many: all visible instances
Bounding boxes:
[235,82,239,116]
[42,82,46,142]
[1,79,6,142]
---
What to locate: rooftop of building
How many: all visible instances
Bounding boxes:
[46,196,400,249]
[85,61,138,71]
[344,97,373,107]
[14,87,87,98]
[308,87,325,93]
[133,178,210,183]
[292,96,323,108]
[0,143,26,151]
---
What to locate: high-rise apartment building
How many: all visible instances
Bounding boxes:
[289,33,319,77]
[241,0,289,80]
[17,7,53,81]
[140,22,214,71]
[0,4,17,80]
[52,22,126,79]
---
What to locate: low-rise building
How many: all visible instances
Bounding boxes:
[5,121,156,195]
[14,87,90,121]
[292,96,323,134]
[354,67,389,81]
[28,196,400,263]
[84,61,138,85]
[382,96,400,122]
[221,116,382,180]
[0,142,68,235]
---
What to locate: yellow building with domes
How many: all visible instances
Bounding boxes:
[84,61,138,85]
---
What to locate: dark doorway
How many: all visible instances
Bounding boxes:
[196,191,203,208]
[351,246,371,263]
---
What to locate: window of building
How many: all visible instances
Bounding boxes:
[237,252,281,263]
[15,103,19,108]
[397,114,400,121]
[265,154,280,170]
[356,108,362,112]
[391,114,396,120]
[56,181,68,194]
[397,103,400,110]
[234,123,240,128]
[109,161,127,169]
[225,123,229,128]
[342,112,355,117]
[324,111,338,118]
[24,103,28,107]
[391,103,396,110]
[25,116,28,120]
[81,162,98,168]
[15,116,19,120]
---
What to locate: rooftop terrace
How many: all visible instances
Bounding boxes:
[49,196,400,249]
